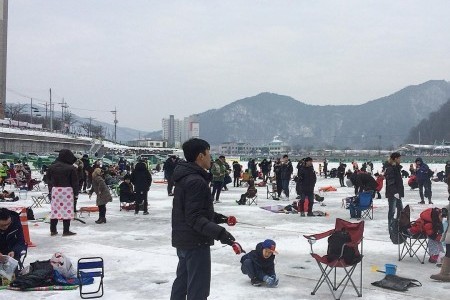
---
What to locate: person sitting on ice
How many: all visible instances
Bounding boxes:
[0,190,19,201]
[119,174,134,203]
[236,179,257,205]
[240,239,279,287]
[408,207,444,263]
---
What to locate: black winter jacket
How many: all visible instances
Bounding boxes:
[352,172,377,195]
[0,211,27,260]
[280,161,293,180]
[46,149,79,198]
[385,162,404,198]
[297,165,317,193]
[240,242,275,280]
[171,162,227,249]
[131,162,152,192]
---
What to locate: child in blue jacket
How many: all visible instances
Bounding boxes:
[240,239,278,287]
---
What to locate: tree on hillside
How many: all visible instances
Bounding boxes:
[405,98,450,144]
[80,122,105,138]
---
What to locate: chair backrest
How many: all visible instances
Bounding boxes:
[78,257,104,279]
[335,218,364,253]
[357,191,373,208]
[399,205,411,229]
[247,186,257,198]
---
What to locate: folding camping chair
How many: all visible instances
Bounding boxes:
[266,179,278,200]
[244,181,258,206]
[304,218,364,300]
[77,257,104,299]
[31,194,46,208]
[348,191,374,220]
[397,205,429,264]
[18,249,27,271]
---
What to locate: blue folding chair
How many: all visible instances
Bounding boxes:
[77,257,104,299]
[349,191,374,220]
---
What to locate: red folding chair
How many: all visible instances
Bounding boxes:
[304,218,364,300]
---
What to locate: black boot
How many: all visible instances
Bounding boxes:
[62,220,76,236]
[95,218,106,224]
[50,219,58,236]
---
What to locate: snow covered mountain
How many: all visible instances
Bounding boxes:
[197,80,450,148]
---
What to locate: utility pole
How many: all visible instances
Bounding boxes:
[378,135,381,156]
[30,98,33,123]
[49,88,53,131]
[89,117,94,137]
[111,107,118,143]
[58,98,68,132]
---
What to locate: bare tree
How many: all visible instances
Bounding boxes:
[79,122,104,138]
[5,103,27,120]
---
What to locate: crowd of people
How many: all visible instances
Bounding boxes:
[1,140,450,299]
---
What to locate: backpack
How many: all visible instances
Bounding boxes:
[10,260,54,290]
[327,230,359,264]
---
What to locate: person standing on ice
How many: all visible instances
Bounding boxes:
[385,152,404,231]
[415,157,433,204]
[88,168,112,224]
[170,138,243,300]
[131,160,152,215]
[47,149,79,236]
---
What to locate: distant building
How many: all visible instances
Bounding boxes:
[268,137,290,155]
[219,142,254,155]
[162,115,181,148]
[162,114,200,148]
[181,114,200,143]
[127,139,168,148]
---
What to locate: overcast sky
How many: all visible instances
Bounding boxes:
[6,0,450,132]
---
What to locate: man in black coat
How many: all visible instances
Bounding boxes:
[171,138,241,300]
[351,172,378,196]
[131,161,152,215]
[164,155,178,196]
[280,155,293,199]
[46,149,78,236]
[80,154,91,193]
[385,152,405,229]
[337,163,346,187]
[297,157,317,216]
[0,208,27,264]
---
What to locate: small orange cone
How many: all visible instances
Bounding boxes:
[20,207,36,247]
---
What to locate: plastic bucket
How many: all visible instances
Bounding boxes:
[385,264,397,275]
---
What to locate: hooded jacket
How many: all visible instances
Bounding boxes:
[171,161,227,249]
[297,164,317,193]
[46,149,79,198]
[0,211,27,260]
[415,157,432,183]
[240,242,275,279]
[130,162,152,193]
[384,159,404,199]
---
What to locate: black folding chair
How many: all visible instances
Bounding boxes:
[397,205,429,264]
[77,257,104,299]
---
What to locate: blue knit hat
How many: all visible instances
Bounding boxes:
[262,239,278,254]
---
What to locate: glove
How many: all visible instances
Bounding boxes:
[263,275,279,288]
[227,216,237,226]
[219,229,235,246]
[232,242,246,254]
[394,193,400,199]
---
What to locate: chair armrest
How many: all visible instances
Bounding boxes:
[304,229,335,241]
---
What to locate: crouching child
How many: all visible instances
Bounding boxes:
[240,239,278,287]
